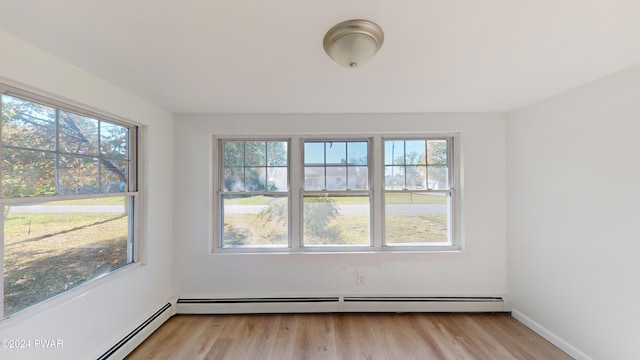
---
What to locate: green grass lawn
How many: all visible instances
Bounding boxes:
[3,211,129,316]
[223,213,447,247]
[385,214,448,243]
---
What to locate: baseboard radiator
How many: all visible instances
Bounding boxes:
[97,302,173,360]
[177,296,507,314]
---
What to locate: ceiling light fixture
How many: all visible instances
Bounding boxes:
[323,19,384,69]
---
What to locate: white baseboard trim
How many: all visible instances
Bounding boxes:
[97,299,176,360]
[512,309,592,360]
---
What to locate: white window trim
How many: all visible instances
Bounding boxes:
[381,135,460,252]
[212,133,461,254]
[300,136,373,250]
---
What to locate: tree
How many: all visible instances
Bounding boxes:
[302,197,343,244]
[1,94,129,198]
[222,140,287,192]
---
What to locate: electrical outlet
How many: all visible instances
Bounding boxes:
[356,272,365,285]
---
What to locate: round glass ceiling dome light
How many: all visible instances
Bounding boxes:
[323,19,384,69]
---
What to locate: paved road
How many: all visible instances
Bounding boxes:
[7,204,443,215]
[8,205,125,213]
[224,204,445,215]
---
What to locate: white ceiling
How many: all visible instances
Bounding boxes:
[1,1,640,114]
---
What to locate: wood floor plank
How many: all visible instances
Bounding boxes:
[292,314,337,360]
[334,313,380,360]
[417,314,477,359]
[128,313,195,359]
[455,314,516,359]
[210,315,255,359]
[242,315,282,360]
[178,315,233,360]
[126,313,572,360]
[480,313,573,360]
[267,313,299,359]
[367,314,411,359]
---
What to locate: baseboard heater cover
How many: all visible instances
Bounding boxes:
[177,296,341,314]
[177,296,506,314]
[178,296,340,304]
[342,296,505,313]
[97,302,172,360]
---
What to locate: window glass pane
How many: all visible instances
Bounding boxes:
[223,140,289,193]
[3,197,131,316]
[245,167,267,191]
[224,167,244,191]
[303,195,369,246]
[267,167,287,191]
[405,140,425,165]
[245,141,266,166]
[326,167,346,190]
[304,142,324,164]
[222,194,288,247]
[406,165,427,190]
[1,94,56,151]
[224,141,244,167]
[303,140,369,192]
[385,192,449,245]
[304,166,324,190]
[346,142,367,165]
[1,148,55,198]
[58,110,99,155]
[427,140,448,165]
[58,155,99,195]
[100,122,129,159]
[428,165,449,189]
[385,165,405,190]
[325,142,346,165]
[267,141,287,166]
[347,166,368,190]
[385,140,405,165]
[100,160,129,193]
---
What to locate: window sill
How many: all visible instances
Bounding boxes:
[210,246,462,255]
[0,262,143,328]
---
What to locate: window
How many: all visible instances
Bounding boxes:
[219,140,289,247]
[1,89,138,318]
[214,135,457,252]
[383,138,453,246]
[303,140,370,246]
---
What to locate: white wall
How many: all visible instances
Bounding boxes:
[0,30,175,359]
[173,113,507,299]
[507,64,640,360]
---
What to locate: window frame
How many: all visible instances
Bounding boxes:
[0,83,141,320]
[300,137,373,250]
[212,133,460,253]
[381,135,458,251]
[216,138,291,251]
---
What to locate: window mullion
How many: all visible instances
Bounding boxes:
[372,135,383,249]
[97,122,102,193]
[290,137,301,250]
[55,109,60,195]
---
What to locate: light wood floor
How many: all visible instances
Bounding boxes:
[126,313,572,360]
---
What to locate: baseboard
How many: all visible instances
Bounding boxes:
[177,295,507,314]
[97,300,175,360]
[512,309,592,360]
[342,296,506,313]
